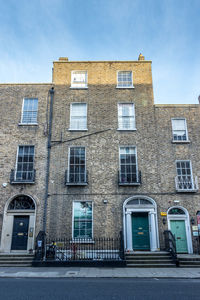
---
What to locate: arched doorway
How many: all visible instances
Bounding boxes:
[123,196,159,251]
[167,206,193,254]
[0,195,36,253]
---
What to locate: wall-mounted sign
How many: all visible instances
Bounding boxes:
[192,226,198,231]
[160,212,167,216]
[193,231,199,237]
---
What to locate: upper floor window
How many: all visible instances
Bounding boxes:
[73,201,92,239]
[118,103,135,130]
[117,71,133,88]
[171,118,188,141]
[69,103,87,130]
[21,98,38,124]
[71,71,88,88]
[66,147,87,185]
[119,146,140,185]
[175,160,198,192]
[16,145,35,182]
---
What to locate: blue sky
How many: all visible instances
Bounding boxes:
[0,0,199,104]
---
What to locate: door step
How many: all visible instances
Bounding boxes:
[0,254,34,267]
[178,255,200,267]
[125,252,176,268]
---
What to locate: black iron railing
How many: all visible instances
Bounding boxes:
[164,230,179,266]
[10,169,36,184]
[118,170,141,185]
[35,236,124,261]
[65,170,88,186]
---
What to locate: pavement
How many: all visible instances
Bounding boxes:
[0,267,200,278]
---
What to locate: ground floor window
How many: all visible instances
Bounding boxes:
[73,201,92,239]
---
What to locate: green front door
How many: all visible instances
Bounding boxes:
[132,212,150,250]
[170,220,188,253]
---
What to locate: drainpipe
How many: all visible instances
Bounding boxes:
[43,87,54,233]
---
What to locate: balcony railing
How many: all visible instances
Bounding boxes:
[65,170,88,186]
[175,175,198,192]
[118,170,141,186]
[10,169,36,184]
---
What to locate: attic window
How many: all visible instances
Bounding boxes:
[71,71,88,88]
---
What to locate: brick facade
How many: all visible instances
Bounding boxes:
[0,55,199,253]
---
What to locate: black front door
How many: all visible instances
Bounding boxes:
[11,216,29,250]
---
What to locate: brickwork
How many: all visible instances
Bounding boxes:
[0,84,52,247]
[0,57,200,254]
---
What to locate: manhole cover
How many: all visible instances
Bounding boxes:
[66,271,78,275]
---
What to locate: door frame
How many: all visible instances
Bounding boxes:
[123,196,159,252]
[167,206,193,254]
[0,194,37,253]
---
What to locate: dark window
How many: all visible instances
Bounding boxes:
[16,146,35,181]
[68,147,86,183]
[120,147,137,183]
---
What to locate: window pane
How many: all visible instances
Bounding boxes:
[73,202,92,239]
[176,160,193,190]
[172,119,185,130]
[118,104,135,129]
[70,104,87,129]
[16,146,34,181]
[71,71,87,87]
[71,103,87,116]
[172,119,187,141]
[117,71,132,87]
[68,147,86,183]
[22,98,38,124]
[120,147,137,183]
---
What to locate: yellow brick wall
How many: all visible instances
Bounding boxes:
[53,60,153,87]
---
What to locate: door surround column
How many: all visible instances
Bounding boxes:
[126,211,133,251]
[149,212,157,251]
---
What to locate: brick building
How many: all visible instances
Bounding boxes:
[0,54,200,255]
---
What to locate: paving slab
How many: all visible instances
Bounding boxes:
[0,267,200,278]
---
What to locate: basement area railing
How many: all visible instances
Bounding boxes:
[35,234,124,262]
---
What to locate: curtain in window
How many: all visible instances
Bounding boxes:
[172,119,187,140]
[22,98,38,124]
[70,103,87,129]
[118,103,135,129]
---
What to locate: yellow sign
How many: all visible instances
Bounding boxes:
[192,226,198,231]
[160,212,167,216]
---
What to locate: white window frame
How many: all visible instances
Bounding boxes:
[67,146,87,183]
[71,71,88,89]
[72,201,93,240]
[116,71,134,88]
[15,145,35,181]
[175,160,194,190]
[171,118,188,142]
[119,146,138,183]
[118,103,136,130]
[69,103,88,131]
[20,98,38,125]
